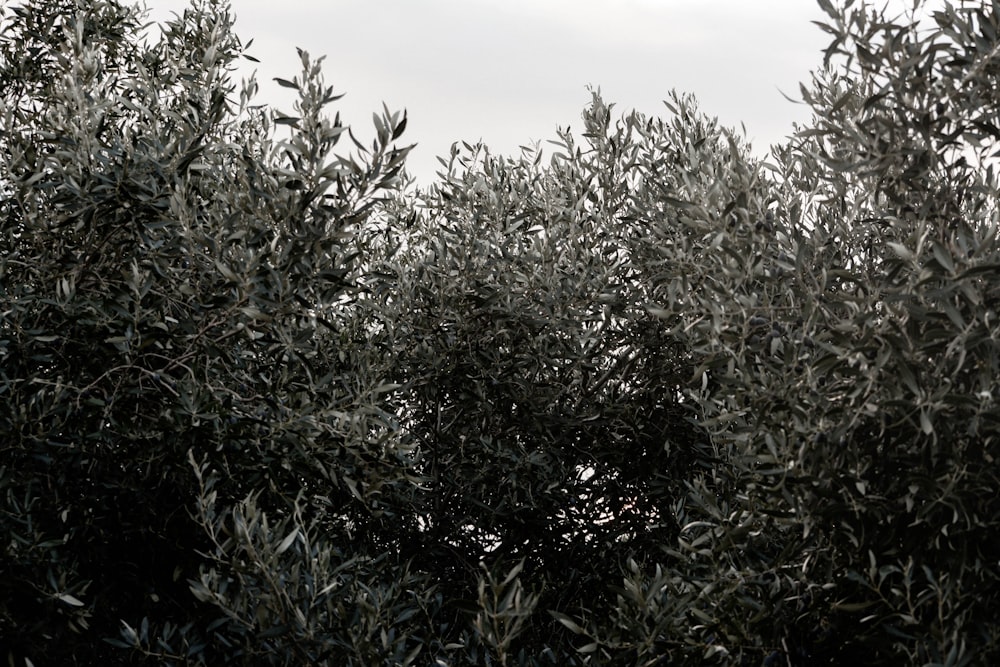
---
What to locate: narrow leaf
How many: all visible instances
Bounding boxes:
[888,242,916,262]
[276,528,299,555]
[549,610,585,634]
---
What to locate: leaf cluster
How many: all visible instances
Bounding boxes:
[5,1,1000,665]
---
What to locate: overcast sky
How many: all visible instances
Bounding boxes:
[147,1,839,184]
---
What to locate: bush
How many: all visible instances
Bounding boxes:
[4,0,1000,664]
[1,0,414,663]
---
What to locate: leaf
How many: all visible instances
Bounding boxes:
[58,593,84,607]
[214,260,239,283]
[343,476,362,501]
[816,0,836,17]
[690,607,715,624]
[832,600,877,612]
[392,114,408,140]
[549,610,585,634]
[830,91,854,113]
[888,242,916,262]
[276,527,299,555]
[920,410,934,436]
[931,242,955,273]
[273,77,298,90]
[121,620,138,646]
[502,559,525,586]
[644,304,672,318]
[373,112,387,143]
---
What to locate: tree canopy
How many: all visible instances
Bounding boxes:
[3,0,1000,665]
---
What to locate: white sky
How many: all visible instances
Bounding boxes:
[145,0,843,184]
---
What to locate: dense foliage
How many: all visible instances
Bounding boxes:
[3,0,1000,665]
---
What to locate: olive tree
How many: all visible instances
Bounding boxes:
[0,0,418,664]
[626,1,1000,664]
[349,88,775,664]
[8,0,1000,664]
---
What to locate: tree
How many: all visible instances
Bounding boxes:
[629,1,1000,663]
[355,90,737,663]
[6,0,1000,664]
[1,0,418,664]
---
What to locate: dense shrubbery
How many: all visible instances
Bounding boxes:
[0,0,415,663]
[3,0,1000,664]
